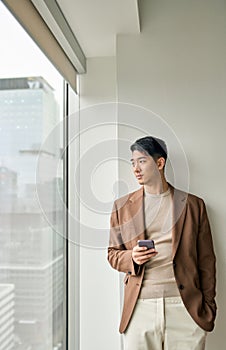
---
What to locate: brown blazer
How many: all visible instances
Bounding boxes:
[108,184,217,333]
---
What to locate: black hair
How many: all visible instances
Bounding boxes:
[130,136,167,162]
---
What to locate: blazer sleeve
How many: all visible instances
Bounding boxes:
[107,201,142,276]
[197,199,217,311]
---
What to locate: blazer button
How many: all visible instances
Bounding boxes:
[178,284,184,290]
[128,271,132,275]
[173,262,176,268]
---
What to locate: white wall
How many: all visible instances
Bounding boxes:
[116,0,226,348]
[78,1,225,349]
[79,57,122,350]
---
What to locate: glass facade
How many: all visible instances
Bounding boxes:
[0,3,71,350]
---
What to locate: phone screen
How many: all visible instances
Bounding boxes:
[138,239,155,249]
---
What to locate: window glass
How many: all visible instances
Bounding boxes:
[0,3,67,349]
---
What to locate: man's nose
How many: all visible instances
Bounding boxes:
[134,163,140,171]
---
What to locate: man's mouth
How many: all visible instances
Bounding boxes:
[136,174,143,179]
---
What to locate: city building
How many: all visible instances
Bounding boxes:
[0,284,15,350]
[0,77,64,349]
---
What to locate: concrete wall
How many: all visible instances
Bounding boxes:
[116,0,225,348]
[78,1,225,349]
[79,57,122,350]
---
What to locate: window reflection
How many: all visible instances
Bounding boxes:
[0,71,65,349]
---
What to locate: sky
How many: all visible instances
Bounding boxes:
[0,1,63,97]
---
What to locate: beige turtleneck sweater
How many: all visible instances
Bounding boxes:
[139,188,180,299]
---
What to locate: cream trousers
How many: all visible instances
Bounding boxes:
[124,296,207,350]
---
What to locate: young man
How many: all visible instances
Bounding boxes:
[108,136,216,350]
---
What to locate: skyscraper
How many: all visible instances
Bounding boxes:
[0,77,64,350]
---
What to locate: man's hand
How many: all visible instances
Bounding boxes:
[132,245,158,265]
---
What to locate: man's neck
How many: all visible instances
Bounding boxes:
[144,179,169,195]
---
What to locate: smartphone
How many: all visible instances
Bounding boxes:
[138,239,155,249]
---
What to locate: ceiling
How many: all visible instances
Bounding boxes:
[56,0,140,57]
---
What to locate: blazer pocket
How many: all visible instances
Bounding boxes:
[194,277,200,290]
[124,273,131,285]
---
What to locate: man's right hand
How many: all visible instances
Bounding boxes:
[132,245,158,265]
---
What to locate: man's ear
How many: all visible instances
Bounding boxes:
[157,157,165,170]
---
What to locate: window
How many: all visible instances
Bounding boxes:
[0,2,75,349]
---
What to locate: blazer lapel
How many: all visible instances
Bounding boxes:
[127,187,146,245]
[170,185,188,258]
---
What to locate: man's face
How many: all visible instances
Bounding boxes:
[130,150,162,186]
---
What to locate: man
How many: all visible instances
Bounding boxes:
[108,136,216,350]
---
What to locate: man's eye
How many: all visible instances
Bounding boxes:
[140,160,146,163]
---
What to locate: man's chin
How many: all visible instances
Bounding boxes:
[137,179,144,185]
